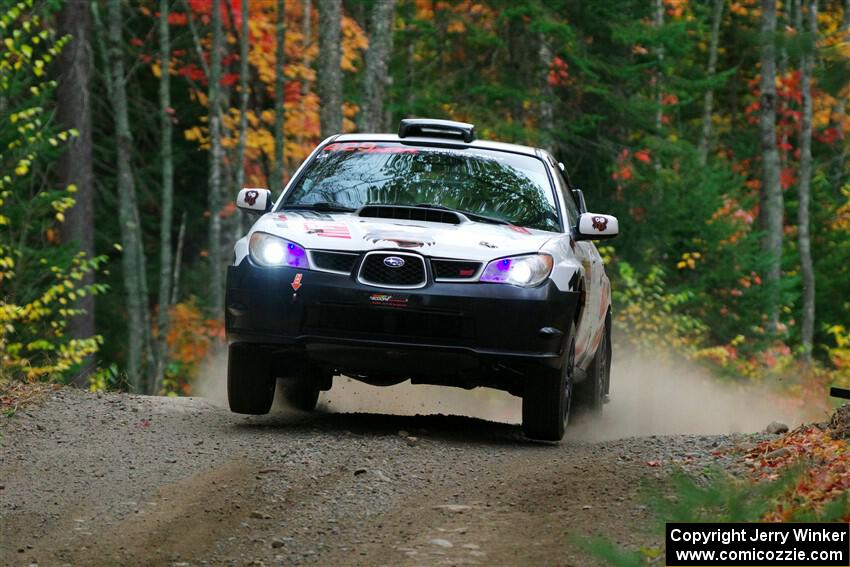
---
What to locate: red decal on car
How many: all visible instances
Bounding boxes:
[508,224,531,234]
[304,221,351,239]
[323,142,419,154]
[291,273,303,291]
[459,268,475,277]
[591,216,608,231]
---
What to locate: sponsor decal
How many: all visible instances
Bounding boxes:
[275,213,288,221]
[507,224,531,235]
[368,293,409,308]
[304,221,351,239]
[323,142,420,154]
[591,216,609,231]
[291,273,303,291]
[479,241,497,249]
[383,256,406,268]
[458,268,476,277]
[244,190,259,206]
[365,230,433,248]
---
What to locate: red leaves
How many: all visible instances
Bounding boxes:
[780,167,796,190]
[744,418,850,521]
[167,12,188,26]
[548,56,569,87]
[634,149,651,163]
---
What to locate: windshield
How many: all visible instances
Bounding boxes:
[281,142,561,232]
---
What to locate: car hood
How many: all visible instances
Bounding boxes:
[249,211,557,262]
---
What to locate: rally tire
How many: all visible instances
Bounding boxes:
[575,317,610,415]
[227,344,275,415]
[281,367,325,411]
[522,323,575,441]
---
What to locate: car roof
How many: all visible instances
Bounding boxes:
[332,133,547,160]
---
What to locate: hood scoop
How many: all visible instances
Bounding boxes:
[357,205,462,225]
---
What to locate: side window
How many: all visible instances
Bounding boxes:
[553,169,580,226]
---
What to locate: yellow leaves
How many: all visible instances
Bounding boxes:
[676,251,701,270]
[151,62,162,79]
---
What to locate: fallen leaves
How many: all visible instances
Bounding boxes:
[744,406,850,521]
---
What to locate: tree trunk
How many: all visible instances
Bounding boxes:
[538,35,554,153]
[698,0,724,166]
[152,0,175,395]
[273,0,286,189]
[104,0,153,392]
[654,0,665,133]
[300,0,312,141]
[208,0,224,317]
[234,0,250,241]
[797,0,818,358]
[833,0,850,187]
[56,0,95,388]
[759,0,783,332]
[317,0,342,138]
[358,0,395,132]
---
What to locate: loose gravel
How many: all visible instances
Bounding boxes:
[0,388,772,566]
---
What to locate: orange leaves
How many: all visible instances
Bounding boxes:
[162,299,224,395]
[745,419,850,521]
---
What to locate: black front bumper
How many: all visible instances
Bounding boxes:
[226,258,579,393]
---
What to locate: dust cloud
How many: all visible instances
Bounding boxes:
[194,348,822,441]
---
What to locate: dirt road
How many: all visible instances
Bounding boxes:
[0,371,781,567]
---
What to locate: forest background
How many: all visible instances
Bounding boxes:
[1,0,849,413]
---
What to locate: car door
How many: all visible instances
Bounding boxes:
[550,165,597,367]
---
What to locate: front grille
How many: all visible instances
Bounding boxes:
[432,259,482,280]
[358,252,426,288]
[304,304,473,342]
[311,250,359,274]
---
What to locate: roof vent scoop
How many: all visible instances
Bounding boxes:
[398,118,476,143]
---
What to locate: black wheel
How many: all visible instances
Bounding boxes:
[522,323,575,441]
[281,366,326,411]
[576,318,610,415]
[227,344,275,414]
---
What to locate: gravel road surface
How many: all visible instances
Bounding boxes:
[0,377,775,567]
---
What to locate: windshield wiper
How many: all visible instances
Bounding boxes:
[412,203,510,225]
[280,202,356,213]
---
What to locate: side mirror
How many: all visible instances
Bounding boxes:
[237,188,272,214]
[571,188,588,214]
[575,212,618,241]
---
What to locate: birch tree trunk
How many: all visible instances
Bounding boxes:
[654,0,665,133]
[317,0,342,138]
[698,0,724,166]
[57,0,95,387]
[759,0,784,332]
[153,0,175,394]
[273,0,286,189]
[538,36,554,153]
[358,0,395,132]
[833,0,850,186]
[300,0,312,142]
[797,0,818,358]
[234,0,250,240]
[208,0,224,317]
[104,0,153,392]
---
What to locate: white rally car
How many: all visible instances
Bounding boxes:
[226,119,617,441]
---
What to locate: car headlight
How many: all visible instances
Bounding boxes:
[479,254,553,287]
[249,232,309,268]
